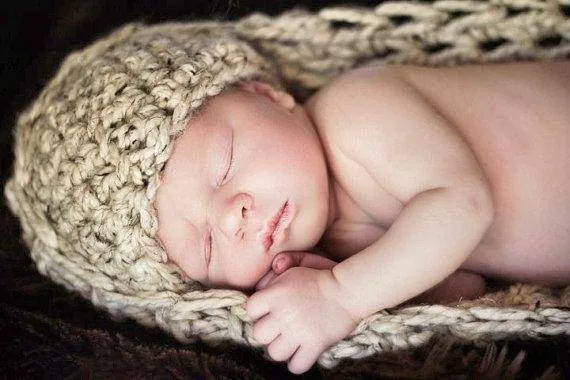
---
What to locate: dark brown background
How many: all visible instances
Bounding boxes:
[1,1,568,378]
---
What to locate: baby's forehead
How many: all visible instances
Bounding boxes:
[197,86,254,112]
[176,88,256,137]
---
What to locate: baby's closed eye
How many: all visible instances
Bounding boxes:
[216,131,235,187]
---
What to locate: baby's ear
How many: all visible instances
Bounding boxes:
[240,81,295,111]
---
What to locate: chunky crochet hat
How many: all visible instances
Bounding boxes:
[5,1,570,368]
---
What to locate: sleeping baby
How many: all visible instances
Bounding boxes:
[5,21,569,376]
[153,61,570,373]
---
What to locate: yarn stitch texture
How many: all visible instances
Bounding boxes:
[4,0,570,368]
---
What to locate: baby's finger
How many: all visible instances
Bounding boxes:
[287,344,321,374]
[266,334,299,362]
[251,315,280,345]
[273,251,338,272]
[299,253,337,269]
[271,252,296,274]
[255,270,278,291]
[246,291,270,319]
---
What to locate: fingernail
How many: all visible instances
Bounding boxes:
[274,256,286,272]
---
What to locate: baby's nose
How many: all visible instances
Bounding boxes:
[218,192,252,238]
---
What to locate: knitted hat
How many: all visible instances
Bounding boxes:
[4,20,282,321]
[5,1,570,369]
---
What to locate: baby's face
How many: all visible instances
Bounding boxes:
[154,83,331,290]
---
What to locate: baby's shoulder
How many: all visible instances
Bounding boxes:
[304,64,401,132]
[304,67,410,227]
[305,66,393,150]
[303,64,432,163]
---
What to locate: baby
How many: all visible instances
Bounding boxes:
[153,61,570,373]
[5,20,570,376]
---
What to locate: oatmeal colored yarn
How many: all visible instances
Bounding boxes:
[5,0,570,369]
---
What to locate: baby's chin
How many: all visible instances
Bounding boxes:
[205,269,270,293]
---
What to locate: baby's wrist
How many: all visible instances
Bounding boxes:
[317,268,365,323]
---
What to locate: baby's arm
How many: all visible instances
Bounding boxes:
[313,66,495,321]
[247,67,494,374]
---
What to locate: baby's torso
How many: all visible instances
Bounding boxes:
[316,61,570,285]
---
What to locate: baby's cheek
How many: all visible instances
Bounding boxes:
[224,256,271,290]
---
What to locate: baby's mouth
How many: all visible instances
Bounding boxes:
[262,200,291,252]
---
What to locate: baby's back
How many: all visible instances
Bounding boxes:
[314,61,570,285]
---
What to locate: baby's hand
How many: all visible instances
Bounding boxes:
[247,256,357,374]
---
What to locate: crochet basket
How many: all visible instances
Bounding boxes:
[8,0,570,369]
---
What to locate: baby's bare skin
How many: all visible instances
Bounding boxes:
[308,61,570,288]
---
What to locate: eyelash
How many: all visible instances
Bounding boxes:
[217,136,234,186]
[205,230,212,267]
